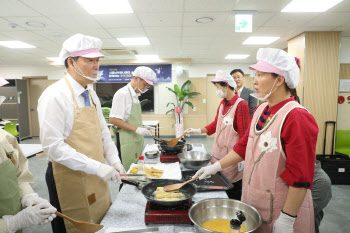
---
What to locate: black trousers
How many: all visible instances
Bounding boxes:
[225,179,242,200]
[45,162,67,233]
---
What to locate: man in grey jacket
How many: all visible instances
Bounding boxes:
[230,69,257,117]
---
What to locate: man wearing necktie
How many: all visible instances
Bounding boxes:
[37,34,125,233]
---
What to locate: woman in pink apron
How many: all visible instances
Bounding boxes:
[186,70,250,200]
[194,48,318,233]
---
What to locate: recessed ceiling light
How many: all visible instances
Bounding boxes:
[136,55,160,62]
[243,36,280,45]
[0,41,36,48]
[25,21,46,27]
[76,0,133,14]
[225,54,250,59]
[195,17,214,23]
[281,0,343,12]
[46,57,59,62]
[117,37,150,46]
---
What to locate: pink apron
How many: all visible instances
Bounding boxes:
[211,98,244,183]
[242,101,314,233]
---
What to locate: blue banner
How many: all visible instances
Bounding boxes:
[98,64,172,83]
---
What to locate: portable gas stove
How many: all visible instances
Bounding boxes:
[159,150,180,163]
[145,200,193,224]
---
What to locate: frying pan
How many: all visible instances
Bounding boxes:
[122,179,196,207]
[153,137,186,153]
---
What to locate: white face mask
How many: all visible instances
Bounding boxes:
[250,79,278,101]
[0,96,5,106]
[216,89,227,98]
[135,79,149,96]
[71,59,101,83]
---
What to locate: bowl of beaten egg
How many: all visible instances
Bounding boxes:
[189,198,262,233]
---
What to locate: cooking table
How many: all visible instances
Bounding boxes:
[98,143,228,233]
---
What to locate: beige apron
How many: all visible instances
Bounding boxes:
[52,77,111,233]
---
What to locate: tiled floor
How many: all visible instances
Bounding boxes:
[22,136,349,233]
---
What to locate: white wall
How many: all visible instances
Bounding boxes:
[340,37,350,63]
[188,63,252,78]
[0,66,65,80]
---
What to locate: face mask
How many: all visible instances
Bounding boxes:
[0,96,5,106]
[135,79,149,96]
[71,59,101,83]
[216,89,227,98]
[250,79,278,101]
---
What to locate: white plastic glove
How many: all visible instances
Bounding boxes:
[272,211,296,233]
[3,202,57,232]
[186,128,202,135]
[193,162,222,180]
[96,163,121,183]
[135,127,152,136]
[21,193,49,208]
[113,162,126,175]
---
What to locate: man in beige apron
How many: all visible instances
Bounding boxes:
[38,34,125,233]
[110,66,157,171]
[0,78,56,233]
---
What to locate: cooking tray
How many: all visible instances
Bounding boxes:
[181,170,233,192]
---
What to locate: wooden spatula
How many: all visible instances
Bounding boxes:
[167,129,190,146]
[33,204,103,232]
[163,177,199,192]
[153,136,169,143]
[56,211,103,233]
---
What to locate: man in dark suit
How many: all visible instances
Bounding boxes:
[230,69,257,117]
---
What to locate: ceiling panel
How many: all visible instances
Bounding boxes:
[182,26,220,37]
[144,27,182,37]
[234,0,291,12]
[306,12,350,27]
[21,0,89,16]
[50,15,101,30]
[100,38,124,47]
[183,12,231,27]
[94,14,141,28]
[264,13,320,27]
[0,0,41,17]
[2,30,48,41]
[0,18,27,32]
[4,17,62,31]
[138,13,183,27]
[184,0,236,12]
[130,0,184,13]
[108,27,146,38]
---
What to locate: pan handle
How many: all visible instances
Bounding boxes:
[121,179,140,188]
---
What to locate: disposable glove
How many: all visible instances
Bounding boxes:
[193,161,222,180]
[21,193,49,208]
[135,127,152,136]
[272,211,296,233]
[113,162,126,175]
[3,202,57,232]
[186,128,201,135]
[96,163,120,183]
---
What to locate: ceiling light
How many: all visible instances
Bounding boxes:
[195,17,214,23]
[25,21,46,27]
[46,57,60,62]
[243,36,280,45]
[225,54,250,59]
[281,0,343,12]
[117,37,150,46]
[76,0,133,14]
[136,55,160,62]
[0,41,36,48]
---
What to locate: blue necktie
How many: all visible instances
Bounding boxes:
[81,90,91,106]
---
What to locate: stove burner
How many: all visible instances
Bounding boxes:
[160,150,179,156]
[145,201,193,224]
[160,150,180,162]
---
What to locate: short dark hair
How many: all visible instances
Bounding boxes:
[212,81,235,91]
[64,57,79,69]
[230,69,244,76]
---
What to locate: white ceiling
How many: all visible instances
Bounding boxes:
[0,0,350,66]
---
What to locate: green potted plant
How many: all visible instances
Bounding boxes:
[166,80,200,137]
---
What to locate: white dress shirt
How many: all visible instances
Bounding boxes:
[37,74,120,175]
[237,86,244,96]
[110,83,140,122]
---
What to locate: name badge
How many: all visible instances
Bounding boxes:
[238,161,245,171]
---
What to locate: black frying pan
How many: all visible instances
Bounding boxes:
[122,179,196,207]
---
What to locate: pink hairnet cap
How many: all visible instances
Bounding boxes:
[59,34,104,63]
[211,70,237,89]
[249,48,300,88]
[0,78,9,87]
[133,66,157,85]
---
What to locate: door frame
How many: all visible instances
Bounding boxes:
[22,76,48,137]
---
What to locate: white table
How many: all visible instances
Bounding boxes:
[143,120,160,138]
[98,143,227,233]
[19,144,43,158]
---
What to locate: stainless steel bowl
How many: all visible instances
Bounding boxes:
[177,151,212,169]
[189,198,262,233]
[145,150,158,159]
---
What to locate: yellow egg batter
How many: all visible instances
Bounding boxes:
[201,219,248,232]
